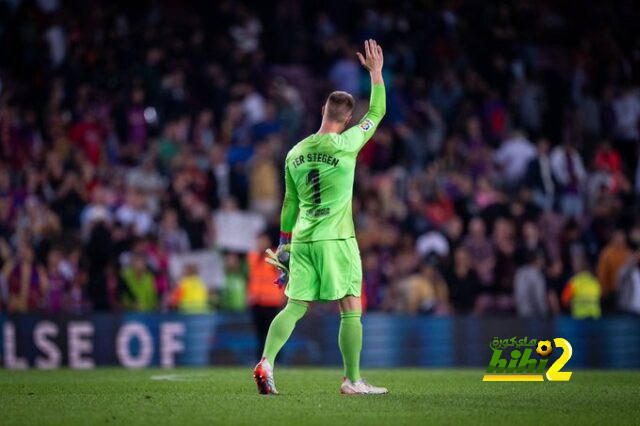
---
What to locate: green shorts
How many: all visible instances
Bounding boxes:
[285,238,362,302]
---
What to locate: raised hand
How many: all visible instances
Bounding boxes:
[356,39,384,73]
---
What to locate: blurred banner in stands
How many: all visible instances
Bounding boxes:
[168,250,225,290]
[1,314,639,369]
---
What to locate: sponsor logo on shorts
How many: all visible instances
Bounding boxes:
[359,118,374,132]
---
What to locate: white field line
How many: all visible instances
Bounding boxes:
[150,373,210,381]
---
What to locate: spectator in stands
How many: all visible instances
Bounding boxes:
[616,227,640,315]
[169,263,209,313]
[80,187,113,241]
[143,235,170,304]
[249,142,281,220]
[85,220,114,311]
[523,138,556,211]
[329,46,361,97]
[597,229,631,311]
[492,217,517,312]
[516,221,548,264]
[550,141,587,217]
[445,247,479,314]
[115,189,154,237]
[514,249,548,317]
[561,252,601,319]
[158,209,191,254]
[118,253,157,312]
[416,228,450,262]
[463,116,493,180]
[50,170,86,231]
[462,217,495,312]
[429,68,463,124]
[2,244,47,313]
[425,189,455,229]
[594,141,623,183]
[383,255,449,315]
[611,85,640,168]
[493,130,536,186]
[177,192,211,250]
[219,253,247,312]
[44,249,70,313]
[69,109,104,166]
[126,156,166,198]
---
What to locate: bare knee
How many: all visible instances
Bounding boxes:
[339,295,361,312]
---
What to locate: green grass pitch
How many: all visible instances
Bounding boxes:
[0,368,638,425]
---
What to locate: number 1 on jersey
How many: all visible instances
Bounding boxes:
[307,169,321,204]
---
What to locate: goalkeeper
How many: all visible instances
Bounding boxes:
[255,39,387,395]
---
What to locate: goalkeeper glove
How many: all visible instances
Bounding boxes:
[265,232,291,288]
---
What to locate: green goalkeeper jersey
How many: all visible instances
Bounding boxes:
[280,83,386,242]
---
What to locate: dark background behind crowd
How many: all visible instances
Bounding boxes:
[1,0,640,318]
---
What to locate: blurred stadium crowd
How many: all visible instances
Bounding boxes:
[1,0,640,317]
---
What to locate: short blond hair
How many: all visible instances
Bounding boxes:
[325,91,354,122]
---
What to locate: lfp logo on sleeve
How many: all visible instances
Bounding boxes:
[483,337,573,382]
[359,118,374,131]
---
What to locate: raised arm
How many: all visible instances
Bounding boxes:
[341,39,386,152]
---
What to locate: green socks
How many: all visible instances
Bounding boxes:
[262,300,308,366]
[262,303,362,382]
[339,310,363,382]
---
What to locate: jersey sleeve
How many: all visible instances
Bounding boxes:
[339,83,386,153]
[280,161,299,234]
